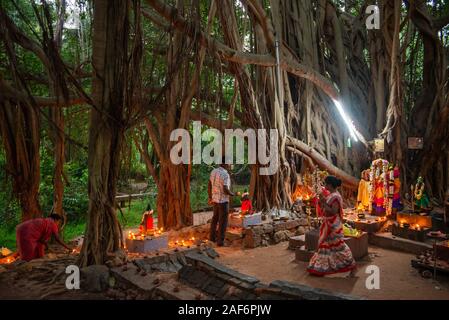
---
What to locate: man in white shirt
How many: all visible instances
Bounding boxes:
[208,157,235,246]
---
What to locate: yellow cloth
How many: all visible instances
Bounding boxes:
[356,179,370,211]
[394,178,400,194]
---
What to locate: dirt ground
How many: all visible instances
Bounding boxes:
[216,242,449,300]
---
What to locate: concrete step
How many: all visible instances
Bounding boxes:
[368,232,432,255]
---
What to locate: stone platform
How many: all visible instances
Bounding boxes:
[303,229,368,260]
[368,232,432,255]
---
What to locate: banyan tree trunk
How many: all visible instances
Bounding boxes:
[49,0,67,223]
[78,0,129,266]
[156,160,192,229]
[0,100,42,221]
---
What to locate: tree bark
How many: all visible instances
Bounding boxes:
[79,0,131,266]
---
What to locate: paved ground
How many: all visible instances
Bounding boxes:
[216,242,449,300]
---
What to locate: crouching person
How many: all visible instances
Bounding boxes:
[16,214,70,261]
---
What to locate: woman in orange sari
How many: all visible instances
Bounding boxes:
[307,176,356,277]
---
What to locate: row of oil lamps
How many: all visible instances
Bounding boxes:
[351,216,388,223]
[398,222,424,231]
[169,237,197,248]
[128,228,164,240]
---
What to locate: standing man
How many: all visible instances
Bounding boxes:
[208,156,235,247]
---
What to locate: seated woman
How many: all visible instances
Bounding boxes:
[307,176,356,277]
[16,214,70,262]
[140,204,154,234]
[240,191,253,215]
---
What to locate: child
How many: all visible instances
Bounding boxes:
[240,190,253,215]
[140,203,154,234]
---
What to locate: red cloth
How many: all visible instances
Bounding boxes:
[316,187,331,217]
[241,199,252,213]
[16,218,59,261]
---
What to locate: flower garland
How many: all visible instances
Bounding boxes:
[369,159,393,215]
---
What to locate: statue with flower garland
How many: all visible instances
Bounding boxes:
[413,176,430,211]
[369,159,393,216]
[356,169,370,212]
[391,165,401,216]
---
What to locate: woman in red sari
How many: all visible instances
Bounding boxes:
[307,176,356,277]
[16,214,70,261]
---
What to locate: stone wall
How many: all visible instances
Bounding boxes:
[242,217,311,248]
[179,250,360,300]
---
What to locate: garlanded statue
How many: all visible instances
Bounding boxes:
[414,176,430,210]
[369,159,391,216]
[356,169,370,212]
[392,166,401,213]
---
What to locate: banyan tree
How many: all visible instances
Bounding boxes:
[1,0,448,265]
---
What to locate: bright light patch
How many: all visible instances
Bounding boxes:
[332,99,366,145]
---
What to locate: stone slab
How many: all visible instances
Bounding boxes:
[155,278,208,300]
[288,235,306,250]
[125,234,168,253]
[185,251,260,285]
[269,280,361,300]
[295,247,314,262]
[369,232,432,255]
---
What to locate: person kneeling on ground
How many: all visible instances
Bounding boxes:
[208,157,235,247]
[16,214,70,261]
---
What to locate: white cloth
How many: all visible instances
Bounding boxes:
[210,167,231,203]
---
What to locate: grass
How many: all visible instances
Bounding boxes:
[0,226,17,251]
[0,184,250,251]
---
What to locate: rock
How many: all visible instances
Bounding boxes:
[421,270,432,279]
[273,230,291,244]
[81,265,110,292]
[262,224,274,234]
[261,240,269,247]
[105,288,117,298]
[127,289,138,299]
[46,253,57,260]
[273,222,286,232]
[288,236,305,250]
[295,227,306,236]
[252,225,264,235]
[243,231,261,248]
[284,219,300,230]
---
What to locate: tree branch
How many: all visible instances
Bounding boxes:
[0,78,87,107]
[286,136,359,189]
[143,0,340,100]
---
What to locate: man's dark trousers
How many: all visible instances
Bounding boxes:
[210,202,229,246]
